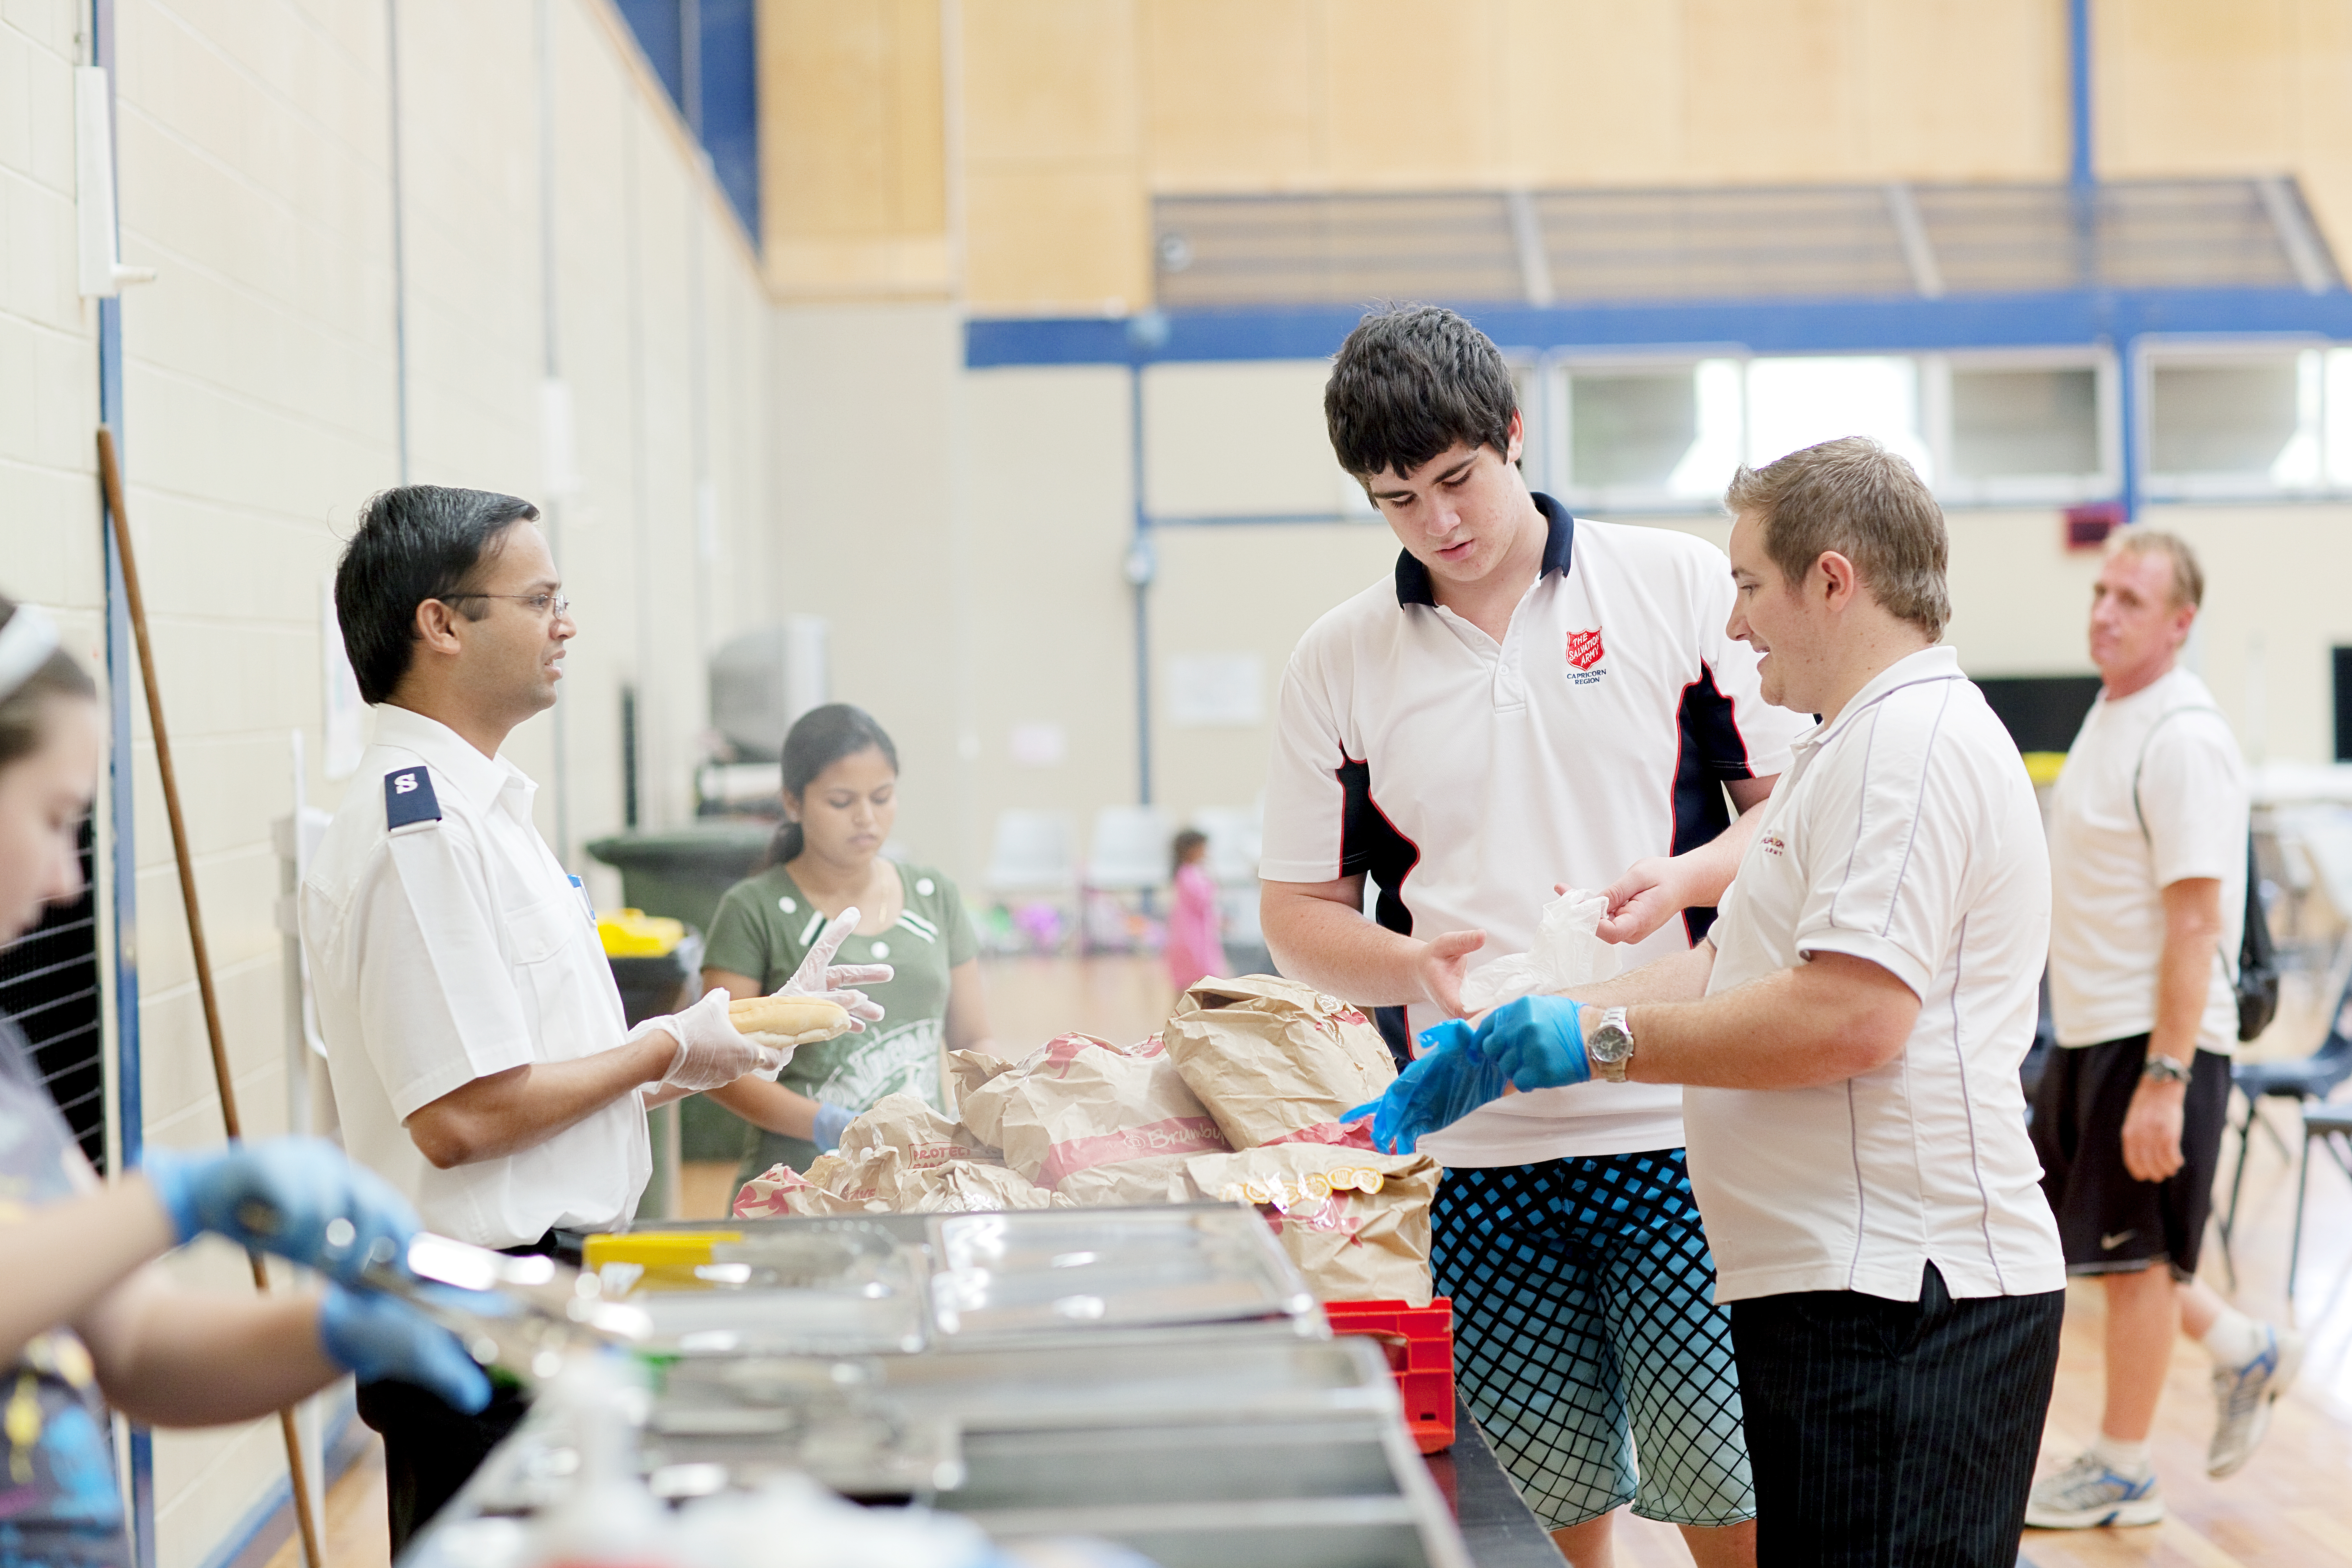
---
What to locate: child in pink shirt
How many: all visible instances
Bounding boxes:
[1164,828,1230,995]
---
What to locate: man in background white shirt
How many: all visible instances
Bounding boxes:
[2024,532,2299,1531]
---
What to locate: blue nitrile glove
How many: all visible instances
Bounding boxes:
[317,1282,494,1413]
[1340,1019,1513,1155]
[1476,996,1594,1092]
[140,1139,419,1287]
[812,1101,856,1153]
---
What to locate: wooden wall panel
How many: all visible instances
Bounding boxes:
[962,0,1140,161]
[761,0,949,298]
[1679,0,1863,181]
[2096,0,2352,260]
[1142,0,1324,191]
[1499,0,1687,187]
[2098,0,2295,175]
[2283,0,2352,261]
[961,0,1145,308]
[1320,0,1505,188]
[1854,0,2066,180]
[755,0,2352,307]
[964,165,1150,309]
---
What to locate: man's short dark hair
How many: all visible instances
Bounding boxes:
[335,485,540,705]
[1325,304,1518,482]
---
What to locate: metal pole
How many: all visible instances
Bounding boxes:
[2067,0,2094,191]
[96,431,325,1568]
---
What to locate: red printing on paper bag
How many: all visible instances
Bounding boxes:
[1266,1118,1380,1151]
[1037,1115,1231,1189]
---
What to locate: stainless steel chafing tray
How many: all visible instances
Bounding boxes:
[405,1335,1470,1568]
[606,1220,933,1358]
[925,1206,1318,1344]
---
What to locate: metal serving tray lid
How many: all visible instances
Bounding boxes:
[614,1220,931,1356]
[926,1205,1315,1341]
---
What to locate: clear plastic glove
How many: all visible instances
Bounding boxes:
[1339,1020,1512,1155]
[139,1139,419,1287]
[1475,996,1594,1092]
[776,907,891,1030]
[652,987,781,1091]
[317,1282,494,1413]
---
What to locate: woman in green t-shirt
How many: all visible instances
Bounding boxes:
[704,704,996,1187]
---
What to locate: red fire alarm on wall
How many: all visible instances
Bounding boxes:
[2064,501,2127,551]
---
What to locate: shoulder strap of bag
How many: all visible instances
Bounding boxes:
[2128,701,2245,984]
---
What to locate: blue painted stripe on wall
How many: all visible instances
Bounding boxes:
[966,286,2352,368]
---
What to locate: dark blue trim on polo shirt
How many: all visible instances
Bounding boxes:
[1338,757,1424,1070]
[1393,492,1576,609]
[1669,664,1756,945]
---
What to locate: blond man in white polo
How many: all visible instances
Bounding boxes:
[1441,437,2067,1565]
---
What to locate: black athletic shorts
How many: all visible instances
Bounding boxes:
[2029,1034,2231,1280]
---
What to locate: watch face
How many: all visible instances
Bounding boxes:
[1591,1022,1634,1063]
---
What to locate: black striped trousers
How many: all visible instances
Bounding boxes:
[1729,1264,2064,1567]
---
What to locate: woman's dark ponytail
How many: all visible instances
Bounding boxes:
[755,704,900,871]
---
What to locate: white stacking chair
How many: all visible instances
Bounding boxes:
[1081,806,1170,953]
[985,809,1078,895]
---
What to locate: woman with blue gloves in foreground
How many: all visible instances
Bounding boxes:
[0,593,478,1568]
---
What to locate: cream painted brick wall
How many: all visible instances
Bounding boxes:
[0,2,789,1565]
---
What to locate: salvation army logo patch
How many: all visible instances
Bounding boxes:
[1565,628,1605,671]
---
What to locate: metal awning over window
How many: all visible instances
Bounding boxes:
[1153,178,2341,310]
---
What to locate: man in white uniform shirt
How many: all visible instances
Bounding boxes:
[1263,305,1806,1566]
[302,486,879,1548]
[1459,438,2066,1565]
[2024,532,2298,1531]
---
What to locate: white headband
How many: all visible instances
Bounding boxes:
[0,606,60,704]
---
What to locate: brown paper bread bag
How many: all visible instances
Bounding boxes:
[1164,976,1398,1148]
[1184,1142,1440,1305]
[957,1032,1232,1202]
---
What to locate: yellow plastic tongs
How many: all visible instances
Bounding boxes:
[360,1232,655,1383]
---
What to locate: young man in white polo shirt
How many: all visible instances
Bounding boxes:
[1262,304,1805,1566]
[303,486,882,1548]
[2024,531,2296,1530]
[1455,437,2068,1565]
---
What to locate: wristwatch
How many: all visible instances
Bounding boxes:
[2141,1053,2192,1087]
[1587,1007,1635,1084]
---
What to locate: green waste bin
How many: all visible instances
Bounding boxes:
[586,825,776,1171]
[583,823,775,933]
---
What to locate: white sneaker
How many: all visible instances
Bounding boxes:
[2023,1452,2164,1529]
[2209,1322,2305,1478]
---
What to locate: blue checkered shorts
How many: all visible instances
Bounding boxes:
[1433,1148,1755,1530]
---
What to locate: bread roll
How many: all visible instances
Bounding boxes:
[727,994,854,1049]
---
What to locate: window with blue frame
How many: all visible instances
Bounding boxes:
[615,0,760,242]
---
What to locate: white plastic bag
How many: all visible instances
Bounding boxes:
[1458,886,1615,1013]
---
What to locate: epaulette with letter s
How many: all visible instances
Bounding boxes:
[385,767,442,836]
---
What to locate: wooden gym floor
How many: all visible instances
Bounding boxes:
[281,955,2352,1568]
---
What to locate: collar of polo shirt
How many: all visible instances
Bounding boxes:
[1392,493,1576,609]
[371,704,529,813]
[1791,645,1967,753]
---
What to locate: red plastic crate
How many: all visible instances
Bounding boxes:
[1326,1297,1455,1453]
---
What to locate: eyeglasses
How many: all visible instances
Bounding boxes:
[443,591,572,623]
